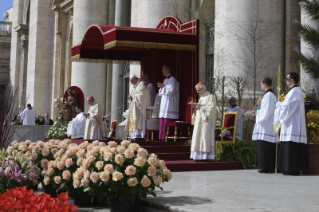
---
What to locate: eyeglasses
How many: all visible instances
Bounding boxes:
[285,78,291,81]
[196,89,202,92]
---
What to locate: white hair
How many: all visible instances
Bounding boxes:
[130,75,138,79]
[195,84,206,90]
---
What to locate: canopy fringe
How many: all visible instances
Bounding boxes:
[71,56,140,65]
[104,40,196,51]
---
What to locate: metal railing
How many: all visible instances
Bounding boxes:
[0,21,12,36]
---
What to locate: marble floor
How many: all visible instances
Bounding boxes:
[36,170,319,212]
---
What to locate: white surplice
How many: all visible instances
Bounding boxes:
[190,91,217,160]
[84,101,104,140]
[146,82,156,105]
[125,80,151,139]
[274,86,307,143]
[252,90,277,142]
[20,109,37,125]
[227,106,243,139]
[67,112,86,139]
[158,75,179,119]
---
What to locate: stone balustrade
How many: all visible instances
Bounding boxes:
[0,21,12,36]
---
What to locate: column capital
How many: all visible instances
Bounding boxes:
[14,24,29,37]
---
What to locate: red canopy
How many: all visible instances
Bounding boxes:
[71,16,198,63]
[71,16,199,123]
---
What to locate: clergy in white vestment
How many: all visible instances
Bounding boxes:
[227,97,243,139]
[67,105,86,139]
[84,96,104,140]
[157,65,180,141]
[190,82,217,161]
[252,77,277,173]
[125,75,151,140]
[142,74,156,105]
[274,72,307,175]
[20,103,37,125]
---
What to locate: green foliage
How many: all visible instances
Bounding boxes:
[184,140,192,146]
[46,118,69,139]
[299,0,319,20]
[218,139,257,169]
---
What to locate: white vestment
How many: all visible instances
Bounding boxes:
[67,112,86,139]
[190,91,217,160]
[159,75,180,119]
[20,109,37,125]
[227,106,243,139]
[274,86,307,143]
[146,82,156,105]
[84,101,104,140]
[252,91,277,142]
[125,80,151,139]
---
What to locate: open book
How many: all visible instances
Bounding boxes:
[188,101,198,106]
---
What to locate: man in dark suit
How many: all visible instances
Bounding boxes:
[44,113,54,125]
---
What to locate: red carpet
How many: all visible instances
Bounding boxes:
[44,139,244,172]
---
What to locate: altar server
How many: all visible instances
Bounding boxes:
[125,75,151,140]
[252,77,277,173]
[84,96,104,140]
[274,72,307,175]
[142,74,156,105]
[20,104,37,125]
[190,82,217,161]
[67,105,86,139]
[227,97,243,139]
[157,65,180,141]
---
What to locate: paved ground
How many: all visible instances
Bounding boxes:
[36,170,319,212]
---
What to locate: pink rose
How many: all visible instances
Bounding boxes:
[163,169,173,181]
[137,148,149,158]
[65,150,73,157]
[46,168,54,176]
[153,176,163,185]
[116,146,126,154]
[99,142,106,147]
[104,164,114,174]
[92,140,100,146]
[6,146,14,154]
[74,168,84,180]
[108,141,118,147]
[109,147,116,154]
[13,143,19,148]
[71,147,79,154]
[100,147,106,154]
[95,161,104,170]
[57,161,65,170]
[73,179,80,188]
[77,158,83,166]
[42,147,50,156]
[30,152,38,161]
[134,157,146,167]
[77,149,86,158]
[57,149,65,157]
[124,149,135,159]
[41,159,49,169]
[65,158,74,168]
[83,170,90,180]
[147,157,158,167]
[86,150,94,158]
[121,140,131,147]
[81,179,89,188]
[141,175,151,187]
[128,143,140,152]
[20,145,28,152]
[104,152,113,161]
[100,171,110,182]
[158,160,167,169]
[87,144,94,151]
[90,172,100,183]
[43,176,50,185]
[11,140,18,145]
[62,170,71,180]
[112,171,123,181]
[79,141,89,148]
[115,154,125,164]
[125,165,136,176]
[54,176,62,184]
[48,161,56,169]
[149,153,157,159]
[51,148,58,155]
[147,166,157,176]
[86,156,95,166]
[93,146,100,154]
[127,177,138,187]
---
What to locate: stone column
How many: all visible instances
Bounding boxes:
[72,0,108,113]
[300,1,319,99]
[111,0,131,122]
[15,24,29,105]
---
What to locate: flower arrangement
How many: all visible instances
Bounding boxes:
[72,140,172,202]
[0,186,77,212]
[46,119,69,139]
[306,110,319,144]
[0,149,40,193]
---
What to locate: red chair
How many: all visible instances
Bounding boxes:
[215,111,238,161]
[103,120,118,140]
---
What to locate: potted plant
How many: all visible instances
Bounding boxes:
[72,140,172,211]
